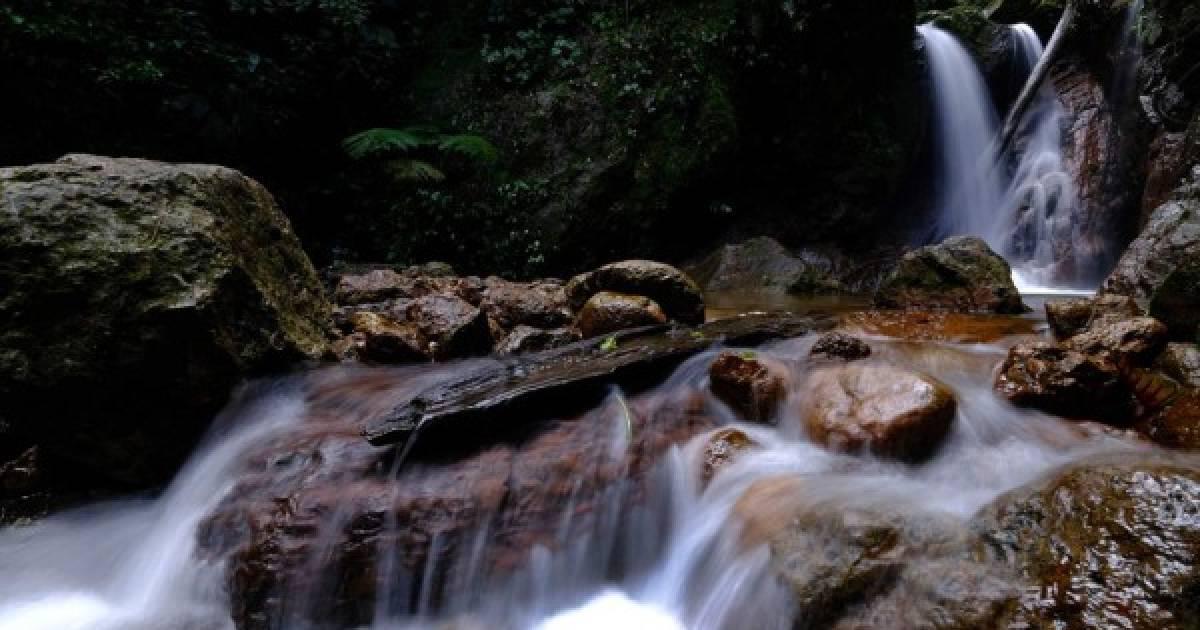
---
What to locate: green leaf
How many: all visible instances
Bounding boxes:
[437,134,499,164]
[342,127,431,159]
[600,336,618,351]
[385,159,445,183]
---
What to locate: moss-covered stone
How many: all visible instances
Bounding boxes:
[0,154,332,486]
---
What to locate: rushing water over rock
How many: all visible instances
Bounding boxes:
[918,24,1091,291]
[0,307,1162,629]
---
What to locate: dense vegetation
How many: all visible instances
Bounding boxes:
[0,0,920,277]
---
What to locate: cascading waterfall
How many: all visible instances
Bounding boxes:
[0,325,1144,630]
[918,23,1089,291]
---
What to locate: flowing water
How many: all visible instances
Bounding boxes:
[0,308,1151,629]
[918,23,1089,291]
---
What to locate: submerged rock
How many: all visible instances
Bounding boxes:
[736,477,1014,630]
[798,364,957,462]
[994,342,1134,424]
[0,155,330,485]
[701,428,758,484]
[575,292,669,339]
[566,260,704,325]
[708,351,790,422]
[975,455,1200,629]
[873,236,1027,314]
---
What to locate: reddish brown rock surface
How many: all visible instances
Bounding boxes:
[709,352,790,422]
[798,363,956,461]
[994,342,1134,424]
[575,292,668,339]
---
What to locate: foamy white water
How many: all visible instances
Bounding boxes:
[0,328,1147,630]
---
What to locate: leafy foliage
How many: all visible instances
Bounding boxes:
[343,127,498,183]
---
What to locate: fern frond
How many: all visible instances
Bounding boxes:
[437,134,499,164]
[386,158,445,183]
[342,127,431,159]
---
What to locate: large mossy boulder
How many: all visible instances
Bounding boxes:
[874,236,1027,314]
[0,154,331,485]
[975,455,1200,629]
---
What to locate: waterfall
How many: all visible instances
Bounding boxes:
[917,24,1007,245]
[918,23,1089,292]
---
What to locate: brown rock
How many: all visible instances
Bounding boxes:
[708,352,790,422]
[479,279,572,331]
[1137,389,1200,450]
[405,295,493,360]
[701,428,758,483]
[566,260,705,325]
[334,268,410,305]
[810,332,872,361]
[1044,294,1144,340]
[348,312,426,364]
[575,292,668,339]
[798,364,956,461]
[1062,316,1169,364]
[1156,343,1200,387]
[994,342,1134,424]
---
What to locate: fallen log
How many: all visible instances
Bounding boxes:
[363,313,834,449]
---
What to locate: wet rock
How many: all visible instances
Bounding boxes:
[810,332,872,361]
[0,155,331,485]
[873,236,1027,314]
[736,478,1001,629]
[333,267,483,308]
[364,313,834,447]
[199,376,719,629]
[334,268,411,305]
[405,295,493,360]
[495,326,578,356]
[798,364,957,462]
[1137,389,1200,450]
[566,261,705,325]
[975,455,1200,629]
[1103,168,1200,300]
[328,332,368,363]
[994,342,1134,424]
[575,292,668,339]
[1044,294,1144,340]
[701,428,757,484]
[708,352,790,422]
[1061,316,1169,364]
[349,312,426,364]
[685,236,847,295]
[1157,343,1200,387]
[1150,259,1200,341]
[479,279,572,331]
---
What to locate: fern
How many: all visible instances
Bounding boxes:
[386,159,445,183]
[437,134,499,164]
[342,127,431,160]
[342,125,499,183]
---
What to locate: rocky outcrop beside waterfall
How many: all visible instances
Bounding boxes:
[874,236,1027,313]
[1103,168,1200,341]
[0,155,331,487]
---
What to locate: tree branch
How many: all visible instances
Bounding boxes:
[996,0,1079,157]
